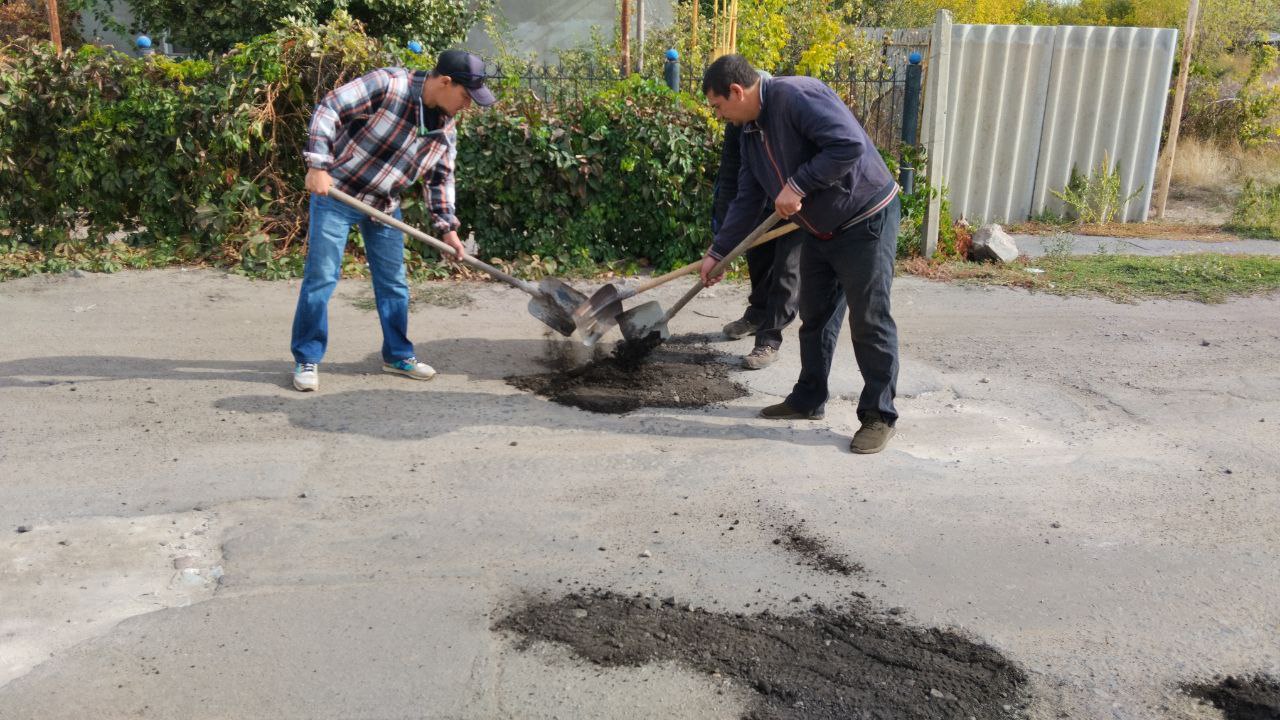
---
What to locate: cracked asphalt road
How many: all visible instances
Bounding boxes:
[1,268,1277,719]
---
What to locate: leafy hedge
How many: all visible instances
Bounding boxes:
[118,0,485,53]
[457,78,720,271]
[0,14,725,274]
[1,14,937,280]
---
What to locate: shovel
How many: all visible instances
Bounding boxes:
[327,188,587,337]
[574,220,799,346]
[618,211,785,347]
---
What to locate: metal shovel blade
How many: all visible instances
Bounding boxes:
[617,300,670,345]
[574,283,625,327]
[529,277,589,337]
[577,298,622,347]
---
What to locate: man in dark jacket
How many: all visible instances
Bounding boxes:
[699,54,901,454]
[713,120,804,370]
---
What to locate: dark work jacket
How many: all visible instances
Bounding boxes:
[710,75,896,260]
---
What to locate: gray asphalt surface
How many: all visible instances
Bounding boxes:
[1,268,1277,719]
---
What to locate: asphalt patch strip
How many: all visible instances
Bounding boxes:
[507,336,747,414]
[1182,674,1280,720]
[497,591,1027,720]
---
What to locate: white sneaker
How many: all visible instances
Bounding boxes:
[293,362,319,391]
[382,357,437,381]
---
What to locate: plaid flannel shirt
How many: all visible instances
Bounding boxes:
[304,67,460,234]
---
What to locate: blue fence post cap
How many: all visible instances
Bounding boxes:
[136,35,152,49]
[665,49,679,61]
[407,40,424,54]
[908,51,922,64]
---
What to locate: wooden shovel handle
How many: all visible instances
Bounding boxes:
[631,221,799,295]
[663,212,784,323]
[326,188,536,295]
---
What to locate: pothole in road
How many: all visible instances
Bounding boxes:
[497,591,1027,720]
[506,336,747,414]
[1182,674,1280,720]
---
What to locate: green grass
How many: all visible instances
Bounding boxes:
[899,253,1280,303]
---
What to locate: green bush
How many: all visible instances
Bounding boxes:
[0,13,405,271]
[1,13,939,277]
[120,0,486,53]
[455,77,721,271]
[1228,180,1280,239]
[1184,46,1280,149]
[0,15,727,274]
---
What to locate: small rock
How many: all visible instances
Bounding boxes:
[646,596,662,610]
[971,224,1020,263]
[980,377,990,384]
[1200,339,1211,347]
[598,546,606,552]
[639,549,652,558]
[1050,521,1061,529]
[887,607,905,615]
[509,441,518,446]
[571,608,588,619]
[69,269,88,278]
[16,525,31,534]
[931,688,945,699]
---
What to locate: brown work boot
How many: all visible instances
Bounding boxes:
[742,345,778,370]
[850,411,895,454]
[759,401,824,420]
[722,315,760,340]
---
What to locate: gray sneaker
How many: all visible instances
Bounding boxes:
[850,411,895,454]
[722,316,760,340]
[742,345,778,370]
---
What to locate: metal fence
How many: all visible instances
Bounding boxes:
[491,61,624,105]
[495,56,925,156]
[820,64,915,155]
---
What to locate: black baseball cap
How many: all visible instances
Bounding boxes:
[434,49,496,107]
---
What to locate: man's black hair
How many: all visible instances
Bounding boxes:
[701,54,759,97]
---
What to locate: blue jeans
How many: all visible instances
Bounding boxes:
[785,198,900,423]
[290,193,414,364]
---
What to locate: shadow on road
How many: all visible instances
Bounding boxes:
[213,388,847,450]
[0,356,376,389]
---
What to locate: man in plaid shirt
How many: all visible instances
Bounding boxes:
[290,49,496,392]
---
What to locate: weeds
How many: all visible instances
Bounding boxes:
[899,253,1280,303]
[1228,180,1280,239]
[1051,151,1145,225]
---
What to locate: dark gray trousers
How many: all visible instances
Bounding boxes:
[741,227,803,349]
[785,199,900,423]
